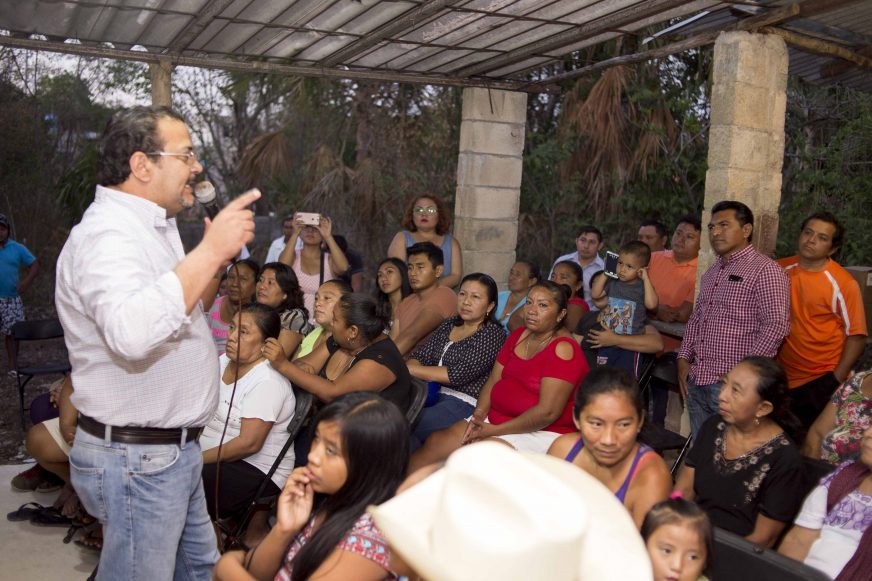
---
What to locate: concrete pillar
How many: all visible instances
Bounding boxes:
[698,31,788,274]
[454,88,528,288]
[150,59,174,108]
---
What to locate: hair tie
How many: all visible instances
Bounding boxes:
[669,490,683,500]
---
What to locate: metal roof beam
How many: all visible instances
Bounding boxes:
[167,0,238,52]
[318,0,467,68]
[0,35,547,92]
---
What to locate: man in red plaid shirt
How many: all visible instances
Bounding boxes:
[677,200,791,437]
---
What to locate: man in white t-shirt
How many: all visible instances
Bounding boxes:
[265,215,302,263]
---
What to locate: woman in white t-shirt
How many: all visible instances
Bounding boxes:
[780,424,872,579]
[200,303,296,531]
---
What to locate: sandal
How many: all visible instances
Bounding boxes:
[6,502,47,522]
[30,506,73,527]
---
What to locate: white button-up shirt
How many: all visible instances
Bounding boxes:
[56,186,219,427]
[549,251,606,309]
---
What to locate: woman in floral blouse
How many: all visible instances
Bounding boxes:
[803,370,872,466]
[675,357,805,548]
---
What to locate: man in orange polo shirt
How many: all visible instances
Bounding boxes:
[646,215,701,427]
[777,212,867,437]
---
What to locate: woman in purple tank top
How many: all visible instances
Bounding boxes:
[548,366,671,529]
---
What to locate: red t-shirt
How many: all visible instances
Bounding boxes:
[488,328,587,434]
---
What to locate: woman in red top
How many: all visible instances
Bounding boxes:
[409,281,588,471]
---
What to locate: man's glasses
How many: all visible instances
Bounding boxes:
[146,151,199,166]
[413,206,438,215]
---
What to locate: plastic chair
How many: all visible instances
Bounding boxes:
[10,319,71,429]
[711,527,831,581]
[221,386,314,550]
[406,378,429,428]
[637,352,692,476]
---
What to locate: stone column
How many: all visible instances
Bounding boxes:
[454,88,528,288]
[150,59,174,108]
[699,31,788,275]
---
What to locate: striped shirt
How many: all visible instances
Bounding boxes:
[776,257,867,387]
[678,244,791,385]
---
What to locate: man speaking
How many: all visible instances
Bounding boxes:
[56,106,258,580]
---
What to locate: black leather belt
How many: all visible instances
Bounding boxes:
[78,415,203,445]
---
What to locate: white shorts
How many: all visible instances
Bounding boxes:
[467,417,561,454]
[42,417,72,457]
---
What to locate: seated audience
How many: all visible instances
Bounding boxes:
[388,194,462,288]
[589,241,658,378]
[675,357,805,547]
[256,262,313,359]
[549,260,590,333]
[406,273,507,450]
[496,260,540,331]
[279,213,349,324]
[265,293,412,415]
[213,393,408,581]
[393,242,457,356]
[374,257,411,341]
[409,281,587,471]
[802,369,872,466]
[777,212,867,440]
[294,279,352,360]
[549,367,671,528]
[200,304,296,531]
[779,424,872,580]
[642,496,713,581]
[549,225,605,308]
[638,219,669,252]
[205,259,259,354]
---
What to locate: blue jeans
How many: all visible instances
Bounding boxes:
[686,380,721,440]
[410,394,474,452]
[70,429,219,581]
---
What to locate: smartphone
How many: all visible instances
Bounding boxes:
[604,251,619,279]
[296,212,320,226]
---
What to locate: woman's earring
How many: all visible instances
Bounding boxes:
[754,416,760,426]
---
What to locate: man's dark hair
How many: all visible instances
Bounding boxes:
[619,240,652,267]
[676,214,702,232]
[639,219,668,239]
[407,241,444,268]
[711,200,754,242]
[800,211,844,252]
[578,225,603,243]
[97,106,186,187]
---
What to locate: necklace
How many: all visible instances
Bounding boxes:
[325,344,367,381]
[523,330,554,359]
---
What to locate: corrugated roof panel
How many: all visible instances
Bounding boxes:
[263,30,326,58]
[236,27,294,56]
[432,48,502,73]
[339,1,416,35]
[406,48,476,72]
[487,54,552,77]
[382,45,444,69]
[352,42,418,68]
[296,34,359,61]
[486,22,572,51]
[138,14,196,47]
[187,18,230,51]
[200,22,268,53]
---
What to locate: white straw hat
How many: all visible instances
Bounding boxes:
[370,442,652,581]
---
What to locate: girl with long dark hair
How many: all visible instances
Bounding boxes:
[256,262,313,358]
[374,257,411,340]
[214,392,408,581]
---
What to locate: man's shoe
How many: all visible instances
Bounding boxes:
[11,465,46,492]
[35,471,65,493]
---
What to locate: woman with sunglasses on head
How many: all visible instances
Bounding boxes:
[387,195,463,288]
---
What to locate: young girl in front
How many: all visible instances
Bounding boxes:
[641,497,713,581]
[214,392,409,581]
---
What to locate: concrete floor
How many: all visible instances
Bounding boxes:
[0,463,99,580]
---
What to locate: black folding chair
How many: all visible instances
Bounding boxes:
[221,386,314,550]
[10,319,71,429]
[637,352,693,476]
[406,378,429,428]
[711,528,831,581]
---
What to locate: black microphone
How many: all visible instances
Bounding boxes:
[194,181,220,220]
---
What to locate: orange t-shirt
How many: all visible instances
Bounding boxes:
[648,251,698,352]
[776,256,868,388]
